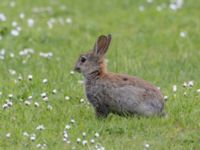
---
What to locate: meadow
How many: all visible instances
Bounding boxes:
[0,0,200,149]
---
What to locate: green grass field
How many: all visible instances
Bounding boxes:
[0,0,200,149]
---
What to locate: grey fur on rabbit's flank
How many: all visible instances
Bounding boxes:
[74,34,165,118]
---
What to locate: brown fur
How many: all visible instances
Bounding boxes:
[74,34,165,118]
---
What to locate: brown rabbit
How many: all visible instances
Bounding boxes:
[74,34,165,118]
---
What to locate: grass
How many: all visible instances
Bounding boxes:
[0,0,200,149]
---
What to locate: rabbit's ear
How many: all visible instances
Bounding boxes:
[93,34,112,57]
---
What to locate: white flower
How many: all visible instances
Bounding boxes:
[82,132,86,137]
[23,132,29,137]
[144,143,150,148]
[43,96,48,102]
[77,138,81,143]
[65,96,70,100]
[36,124,45,130]
[28,96,32,100]
[30,134,36,141]
[2,103,8,109]
[173,85,177,92]
[6,133,11,138]
[188,81,194,87]
[63,132,68,138]
[28,75,33,80]
[9,1,15,7]
[34,102,40,107]
[80,98,84,103]
[0,13,6,21]
[11,29,19,36]
[95,132,100,138]
[18,76,22,81]
[180,31,187,38]
[70,119,75,124]
[19,13,25,19]
[47,104,53,110]
[147,0,153,3]
[66,17,72,24]
[27,18,34,27]
[36,144,42,148]
[90,139,95,144]
[9,69,16,75]
[42,78,48,84]
[139,5,145,11]
[52,89,57,94]
[10,52,15,58]
[7,101,13,106]
[197,89,200,94]
[41,92,47,98]
[82,140,87,145]
[164,96,168,101]
[65,124,71,129]
[8,94,13,99]
[24,101,31,106]
[70,70,75,74]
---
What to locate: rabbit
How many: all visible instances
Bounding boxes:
[74,34,165,118]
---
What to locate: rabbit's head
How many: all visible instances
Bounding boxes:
[74,34,111,77]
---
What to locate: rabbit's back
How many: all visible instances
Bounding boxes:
[85,73,164,116]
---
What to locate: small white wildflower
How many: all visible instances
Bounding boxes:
[77,138,81,143]
[173,85,177,92]
[12,21,18,27]
[0,13,7,21]
[63,132,68,138]
[7,101,13,106]
[8,94,13,99]
[47,104,53,110]
[23,132,29,137]
[41,93,47,98]
[70,70,75,74]
[180,31,187,38]
[27,18,34,27]
[30,134,36,141]
[36,124,45,130]
[28,96,32,100]
[188,81,194,87]
[3,103,9,109]
[11,29,19,36]
[78,80,84,84]
[70,119,75,124]
[42,78,48,84]
[67,141,71,144]
[36,144,42,148]
[82,140,87,145]
[144,143,150,148]
[10,52,15,58]
[52,89,57,94]
[9,69,16,75]
[66,17,72,24]
[28,75,33,80]
[90,139,95,144]
[24,101,31,106]
[65,124,71,130]
[183,82,188,87]
[95,132,100,138]
[6,133,11,138]
[147,0,153,3]
[80,98,84,103]
[139,5,145,11]
[63,138,67,142]
[82,132,86,137]
[43,96,48,102]
[19,13,25,19]
[183,92,187,96]
[9,1,15,7]
[196,89,200,94]
[164,96,168,101]
[34,102,40,107]
[65,96,70,100]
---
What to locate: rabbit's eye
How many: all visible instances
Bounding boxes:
[80,56,87,63]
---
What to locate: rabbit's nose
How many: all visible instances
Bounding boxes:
[74,66,81,73]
